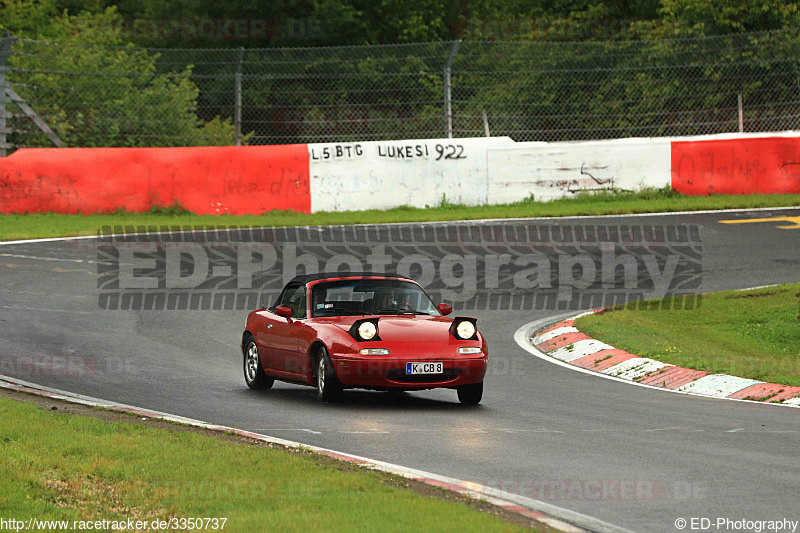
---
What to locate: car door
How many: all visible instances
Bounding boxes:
[269,284,305,375]
[254,284,298,373]
[252,308,281,372]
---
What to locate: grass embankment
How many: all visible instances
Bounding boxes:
[575,284,800,386]
[2,190,799,241]
[0,393,534,532]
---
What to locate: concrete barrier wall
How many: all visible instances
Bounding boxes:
[486,138,671,204]
[308,132,800,212]
[0,145,310,215]
[307,137,516,212]
[1,132,797,216]
[672,135,800,195]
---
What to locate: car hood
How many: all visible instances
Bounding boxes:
[312,315,470,344]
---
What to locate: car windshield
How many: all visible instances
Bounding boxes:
[310,279,440,318]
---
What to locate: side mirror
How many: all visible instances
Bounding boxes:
[438,303,453,316]
[275,306,293,319]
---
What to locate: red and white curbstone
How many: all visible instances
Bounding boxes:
[531,314,800,407]
[549,339,615,363]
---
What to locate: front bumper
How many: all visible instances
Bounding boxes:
[331,356,488,389]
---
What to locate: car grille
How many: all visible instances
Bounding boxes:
[385,368,461,383]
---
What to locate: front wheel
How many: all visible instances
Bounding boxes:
[457,381,483,405]
[316,347,343,402]
[243,336,273,390]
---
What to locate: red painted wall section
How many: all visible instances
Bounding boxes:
[671,137,800,195]
[0,145,310,215]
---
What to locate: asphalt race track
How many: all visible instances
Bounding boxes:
[2,208,799,532]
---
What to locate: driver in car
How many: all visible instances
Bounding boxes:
[375,289,414,312]
[396,291,414,310]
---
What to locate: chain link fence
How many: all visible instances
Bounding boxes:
[3,28,800,153]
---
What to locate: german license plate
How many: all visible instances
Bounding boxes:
[406,362,444,375]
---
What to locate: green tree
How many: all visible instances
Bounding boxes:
[657,0,800,36]
[1,0,241,147]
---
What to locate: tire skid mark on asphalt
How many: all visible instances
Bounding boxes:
[0,262,95,275]
[2,289,80,297]
[238,426,797,435]
[644,427,704,432]
[0,253,98,263]
[1,305,92,315]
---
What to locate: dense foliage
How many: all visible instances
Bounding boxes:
[1,0,799,147]
[4,0,797,46]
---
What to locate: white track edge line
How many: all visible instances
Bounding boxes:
[515,315,799,409]
[0,374,632,533]
[2,205,799,246]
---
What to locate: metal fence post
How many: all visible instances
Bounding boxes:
[235,47,244,146]
[444,39,461,139]
[0,32,15,157]
[738,93,744,133]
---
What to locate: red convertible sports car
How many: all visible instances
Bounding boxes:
[242,273,488,404]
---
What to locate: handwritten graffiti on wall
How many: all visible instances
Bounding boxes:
[672,137,800,195]
[0,145,311,215]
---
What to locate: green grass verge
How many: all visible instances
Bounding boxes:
[575,284,800,386]
[2,189,799,241]
[0,395,532,532]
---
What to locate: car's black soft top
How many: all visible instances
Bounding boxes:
[289,272,412,285]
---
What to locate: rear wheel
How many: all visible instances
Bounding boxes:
[243,335,273,390]
[316,347,343,402]
[457,381,483,405]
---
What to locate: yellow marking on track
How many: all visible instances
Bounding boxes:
[719,215,800,229]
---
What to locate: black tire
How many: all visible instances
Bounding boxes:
[243,335,273,390]
[316,346,343,402]
[457,381,483,405]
